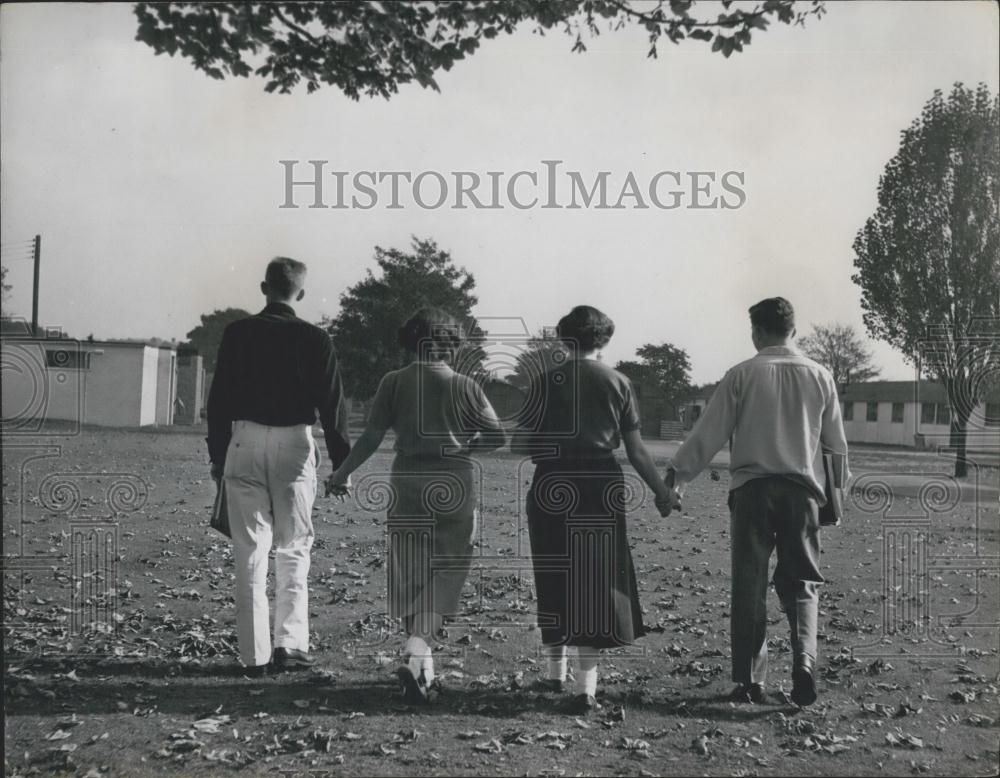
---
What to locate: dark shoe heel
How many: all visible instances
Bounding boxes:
[397,665,430,705]
[791,663,817,707]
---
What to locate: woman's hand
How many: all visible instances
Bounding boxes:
[654,468,683,517]
[324,471,351,502]
[653,487,682,517]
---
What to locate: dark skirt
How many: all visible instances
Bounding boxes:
[386,455,476,622]
[527,456,645,648]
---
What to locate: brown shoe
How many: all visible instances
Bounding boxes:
[729,683,768,704]
[272,647,315,671]
[791,659,817,707]
[397,664,431,705]
[530,678,565,693]
[569,693,602,713]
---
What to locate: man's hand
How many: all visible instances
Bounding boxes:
[210,462,224,483]
[324,471,351,502]
[655,467,683,517]
[654,488,683,517]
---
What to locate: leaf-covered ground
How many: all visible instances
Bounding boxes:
[3,428,998,777]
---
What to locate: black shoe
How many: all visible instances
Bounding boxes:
[272,647,315,671]
[241,663,268,679]
[729,683,768,704]
[397,664,431,705]
[569,693,601,713]
[791,660,817,707]
[530,678,565,693]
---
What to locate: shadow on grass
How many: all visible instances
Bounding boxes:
[6,659,574,720]
[648,694,797,721]
[6,666,801,724]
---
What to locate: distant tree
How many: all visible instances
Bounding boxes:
[852,83,1000,478]
[322,237,484,400]
[0,265,11,310]
[633,342,692,419]
[614,358,666,435]
[613,359,646,388]
[798,322,880,387]
[185,307,252,371]
[508,331,568,392]
[614,359,666,404]
[133,1,826,98]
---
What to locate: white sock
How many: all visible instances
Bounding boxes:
[574,647,599,696]
[404,636,434,686]
[543,645,567,681]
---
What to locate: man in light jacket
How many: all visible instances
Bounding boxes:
[665,297,849,706]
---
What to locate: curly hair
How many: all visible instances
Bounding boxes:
[557,305,615,352]
[397,307,465,360]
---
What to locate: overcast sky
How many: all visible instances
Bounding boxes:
[1,1,997,384]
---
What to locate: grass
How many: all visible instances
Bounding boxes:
[3,428,998,777]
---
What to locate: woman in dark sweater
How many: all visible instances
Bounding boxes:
[512,305,673,712]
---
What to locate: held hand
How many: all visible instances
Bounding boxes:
[654,493,673,517]
[210,462,224,483]
[324,472,351,502]
[654,489,682,518]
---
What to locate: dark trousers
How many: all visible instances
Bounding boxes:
[728,477,823,686]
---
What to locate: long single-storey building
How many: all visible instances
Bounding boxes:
[840,380,999,449]
[0,322,196,429]
[679,378,997,449]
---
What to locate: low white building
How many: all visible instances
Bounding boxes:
[840,380,998,449]
[679,383,719,431]
[1,327,177,429]
[679,377,998,451]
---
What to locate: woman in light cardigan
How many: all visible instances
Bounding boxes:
[328,307,505,704]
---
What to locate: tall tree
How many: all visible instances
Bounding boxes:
[852,83,1000,478]
[323,237,484,400]
[134,1,826,98]
[185,307,252,371]
[797,322,880,387]
[632,342,692,420]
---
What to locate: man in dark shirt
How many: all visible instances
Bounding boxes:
[207,257,351,675]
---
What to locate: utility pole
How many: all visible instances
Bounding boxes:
[31,234,41,336]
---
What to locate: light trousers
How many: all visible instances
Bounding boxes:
[728,476,823,686]
[224,420,319,666]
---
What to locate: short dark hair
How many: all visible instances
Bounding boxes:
[265,257,307,298]
[397,307,465,359]
[748,297,795,336]
[557,305,615,352]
